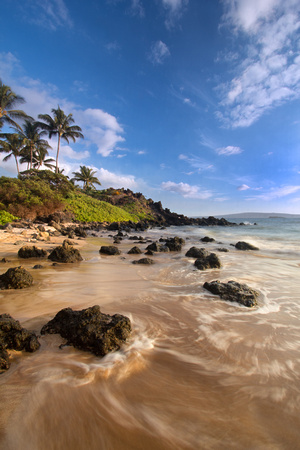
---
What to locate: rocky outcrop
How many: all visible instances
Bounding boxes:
[128,246,142,254]
[48,240,83,263]
[201,236,215,243]
[145,242,169,253]
[235,241,259,251]
[41,305,131,357]
[18,245,47,259]
[186,247,207,258]
[132,258,155,265]
[99,246,121,255]
[164,236,185,251]
[0,266,33,289]
[194,253,221,270]
[0,314,40,372]
[203,280,259,307]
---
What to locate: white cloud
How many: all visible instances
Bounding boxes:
[60,145,90,161]
[216,146,243,156]
[255,185,300,200]
[219,0,300,128]
[131,0,145,17]
[179,154,214,172]
[161,0,189,29]
[17,0,73,30]
[148,41,170,65]
[96,168,137,189]
[161,181,213,199]
[237,184,250,191]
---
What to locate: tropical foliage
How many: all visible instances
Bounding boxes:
[72,165,101,190]
[0,79,28,130]
[16,119,51,170]
[0,133,24,174]
[38,106,84,173]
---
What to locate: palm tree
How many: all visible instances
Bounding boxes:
[0,133,24,174]
[17,120,51,170]
[0,79,28,130]
[38,106,84,173]
[32,147,55,170]
[72,166,101,190]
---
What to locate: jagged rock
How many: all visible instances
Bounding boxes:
[201,236,215,243]
[128,246,142,254]
[203,280,259,307]
[145,242,169,252]
[186,247,207,258]
[75,226,87,238]
[235,241,259,251]
[41,305,131,357]
[99,246,121,255]
[48,240,83,263]
[145,250,154,256]
[0,258,9,263]
[164,236,185,251]
[0,266,33,289]
[18,245,47,259]
[194,253,221,270]
[0,313,40,372]
[132,258,155,265]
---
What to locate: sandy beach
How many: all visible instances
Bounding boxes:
[1,221,300,449]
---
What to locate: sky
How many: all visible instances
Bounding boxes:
[0,0,300,216]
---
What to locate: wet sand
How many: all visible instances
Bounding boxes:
[1,226,300,449]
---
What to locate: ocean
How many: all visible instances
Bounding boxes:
[0,217,300,449]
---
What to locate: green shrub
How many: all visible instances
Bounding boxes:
[0,210,19,225]
[65,192,139,223]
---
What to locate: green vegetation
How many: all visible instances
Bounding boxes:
[65,191,138,223]
[0,210,19,225]
[72,165,101,190]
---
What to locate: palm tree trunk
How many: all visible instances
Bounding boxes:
[56,134,61,174]
[14,155,19,175]
[30,143,33,170]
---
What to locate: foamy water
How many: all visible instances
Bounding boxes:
[0,218,300,449]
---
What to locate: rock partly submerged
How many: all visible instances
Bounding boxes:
[48,240,83,263]
[235,241,259,251]
[203,280,259,307]
[41,305,131,357]
[0,266,33,289]
[99,245,121,256]
[18,245,48,259]
[194,253,221,270]
[0,314,40,372]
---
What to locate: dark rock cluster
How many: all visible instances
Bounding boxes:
[41,305,131,357]
[203,280,259,307]
[0,314,40,372]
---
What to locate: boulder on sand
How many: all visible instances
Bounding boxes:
[194,253,221,270]
[132,257,155,265]
[0,266,33,289]
[48,240,83,263]
[18,245,47,259]
[185,247,207,258]
[41,305,131,357]
[99,246,121,256]
[203,280,259,307]
[128,246,142,254]
[0,313,40,372]
[235,241,259,251]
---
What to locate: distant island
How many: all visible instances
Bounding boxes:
[215,212,300,219]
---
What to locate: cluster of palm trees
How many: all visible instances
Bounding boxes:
[0,79,84,175]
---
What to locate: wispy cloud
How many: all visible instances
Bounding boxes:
[130,0,145,17]
[179,154,214,172]
[237,184,250,191]
[251,185,300,200]
[148,41,170,65]
[216,146,243,156]
[19,0,73,30]
[161,181,213,199]
[218,0,300,128]
[161,0,189,29]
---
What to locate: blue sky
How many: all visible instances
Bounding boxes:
[1,0,300,216]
